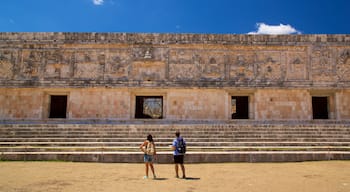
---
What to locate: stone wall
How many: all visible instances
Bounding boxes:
[255,89,311,120]
[0,33,349,120]
[0,33,349,88]
[0,88,43,119]
[1,87,350,120]
[337,90,350,119]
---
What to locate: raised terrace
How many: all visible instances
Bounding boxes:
[0,33,349,162]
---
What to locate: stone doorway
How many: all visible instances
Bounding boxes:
[312,96,329,119]
[49,95,67,118]
[135,96,163,119]
[231,96,249,119]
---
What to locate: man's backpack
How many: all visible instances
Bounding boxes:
[176,138,186,154]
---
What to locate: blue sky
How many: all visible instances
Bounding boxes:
[0,0,349,34]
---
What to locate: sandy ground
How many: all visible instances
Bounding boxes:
[0,161,349,192]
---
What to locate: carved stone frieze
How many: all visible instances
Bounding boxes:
[132,46,167,61]
[0,50,15,79]
[44,50,73,78]
[169,64,198,80]
[286,52,308,80]
[131,61,166,81]
[256,51,283,81]
[105,49,131,79]
[337,49,350,81]
[21,50,43,78]
[0,32,349,88]
[197,51,225,80]
[228,52,255,81]
[311,46,335,82]
[75,51,105,79]
[169,49,199,80]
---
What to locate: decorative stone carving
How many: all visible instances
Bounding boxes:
[337,49,350,81]
[256,52,283,81]
[21,50,42,78]
[169,49,199,80]
[0,50,14,79]
[170,49,195,64]
[131,61,166,81]
[198,51,225,80]
[228,52,255,81]
[44,51,72,78]
[105,49,131,79]
[311,47,335,82]
[134,47,153,60]
[286,52,308,80]
[75,51,103,79]
[133,46,168,62]
[144,48,152,59]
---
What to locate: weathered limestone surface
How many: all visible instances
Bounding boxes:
[0,33,349,120]
[0,33,349,88]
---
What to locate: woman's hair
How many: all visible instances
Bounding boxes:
[147,134,153,142]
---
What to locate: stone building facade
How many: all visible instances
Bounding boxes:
[0,33,349,121]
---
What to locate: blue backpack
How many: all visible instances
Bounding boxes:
[176,138,186,154]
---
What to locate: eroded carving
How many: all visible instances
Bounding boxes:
[198,52,225,80]
[256,52,282,81]
[75,51,104,78]
[21,50,42,78]
[45,51,72,78]
[337,49,350,81]
[286,52,307,80]
[0,50,15,79]
[169,49,198,80]
[105,50,131,79]
[131,61,166,81]
[311,47,335,81]
[229,52,255,81]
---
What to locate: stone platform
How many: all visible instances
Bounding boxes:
[1,120,349,163]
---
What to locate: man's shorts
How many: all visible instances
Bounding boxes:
[144,154,153,162]
[174,155,184,164]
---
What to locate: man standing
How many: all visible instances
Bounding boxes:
[172,131,186,179]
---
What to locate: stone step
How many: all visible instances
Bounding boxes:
[0,124,350,132]
[1,127,349,131]
[1,146,350,153]
[1,122,349,162]
[1,137,350,143]
[1,151,349,163]
[2,128,347,133]
[1,132,348,137]
[0,138,350,143]
[1,141,350,147]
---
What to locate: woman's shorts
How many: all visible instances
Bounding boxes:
[174,155,184,164]
[144,154,153,162]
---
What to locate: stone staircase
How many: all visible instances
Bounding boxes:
[0,120,350,163]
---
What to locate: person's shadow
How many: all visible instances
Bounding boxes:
[153,178,168,180]
[184,177,200,180]
[153,177,200,181]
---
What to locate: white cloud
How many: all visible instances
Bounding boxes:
[248,23,301,35]
[92,0,104,5]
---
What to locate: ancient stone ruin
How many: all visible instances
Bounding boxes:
[0,33,349,162]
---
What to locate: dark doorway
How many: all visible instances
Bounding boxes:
[312,97,329,119]
[232,96,249,119]
[135,96,163,119]
[49,95,67,118]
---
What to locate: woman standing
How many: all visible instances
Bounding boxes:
[140,134,157,179]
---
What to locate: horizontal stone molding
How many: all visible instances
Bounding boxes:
[1,33,350,45]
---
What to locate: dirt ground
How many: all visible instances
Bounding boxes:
[0,161,349,192]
